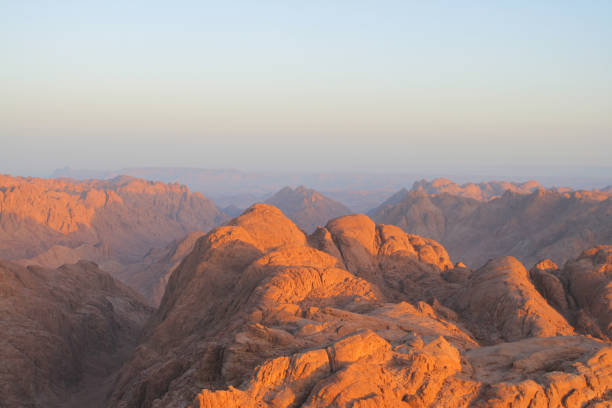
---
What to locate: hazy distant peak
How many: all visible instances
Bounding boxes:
[277,186,294,193]
[265,186,351,233]
[373,188,411,210]
[409,177,545,202]
[520,180,543,189]
[430,178,454,187]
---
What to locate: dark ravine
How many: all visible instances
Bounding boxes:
[0,260,153,408]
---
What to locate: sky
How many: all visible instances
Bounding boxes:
[1,1,611,177]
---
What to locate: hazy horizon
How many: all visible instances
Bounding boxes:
[2,1,611,177]
[50,164,612,191]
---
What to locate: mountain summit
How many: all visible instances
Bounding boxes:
[265,186,351,232]
[109,205,612,407]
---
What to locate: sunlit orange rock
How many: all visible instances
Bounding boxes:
[5,200,612,407]
[106,206,612,407]
[0,174,225,262]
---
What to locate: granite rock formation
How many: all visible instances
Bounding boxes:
[103,205,612,407]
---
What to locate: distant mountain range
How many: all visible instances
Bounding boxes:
[51,166,612,212]
[0,174,225,263]
[0,174,227,306]
[370,179,612,267]
[51,166,417,211]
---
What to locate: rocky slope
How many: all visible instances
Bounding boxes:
[533,246,612,342]
[104,205,612,407]
[265,186,351,233]
[370,187,612,267]
[113,231,207,306]
[0,174,226,263]
[0,260,153,408]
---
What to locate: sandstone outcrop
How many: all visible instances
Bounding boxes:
[265,186,351,233]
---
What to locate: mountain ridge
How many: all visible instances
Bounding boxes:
[0,174,226,263]
[107,204,612,407]
[370,184,612,267]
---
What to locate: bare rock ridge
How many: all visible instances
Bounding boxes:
[104,204,612,407]
[410,178,545,201]
[371,181,612,266]
[51,166,419,211]
[0,174,227,304]
[0,260,153,408]
[264,186,351,233]
[0,174,226,263]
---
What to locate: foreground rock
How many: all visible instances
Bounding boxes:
[0,260,153,408]
[530,246,612,342]
[454,256,575,343]
[106,205,612,407]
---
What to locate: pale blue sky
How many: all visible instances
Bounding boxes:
[1,1,611,176]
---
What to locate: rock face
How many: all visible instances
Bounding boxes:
[0,260,153,408]
[105,205,612,408]
[0,174,226,263]
[265,186,351,233]
[370,187,612,267]
[454,256,575,343]
[0,174,227,303]
[544,246,612,342]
